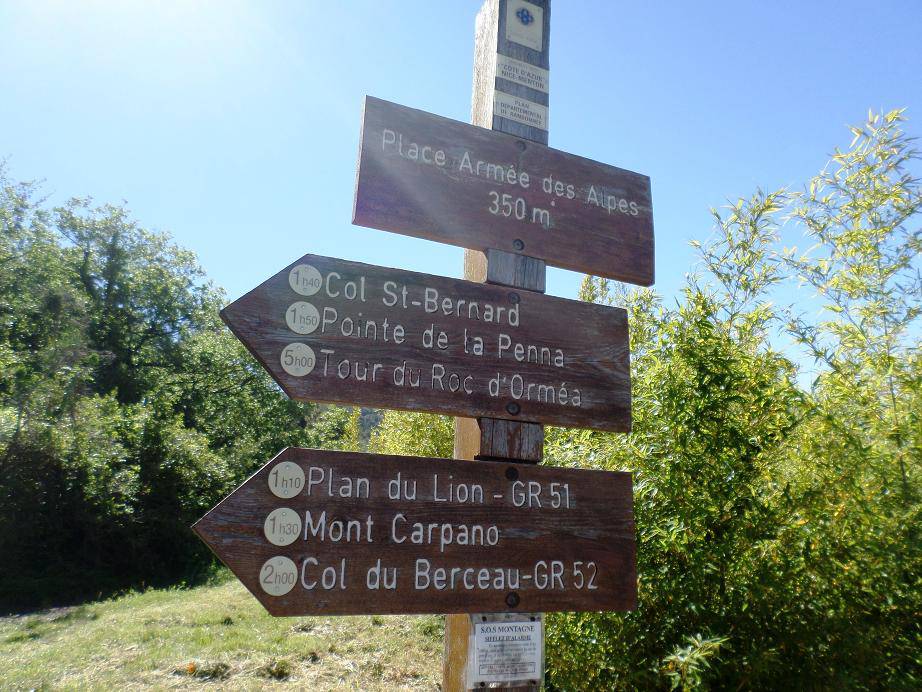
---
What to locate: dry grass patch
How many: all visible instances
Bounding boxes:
[0,575,442,690]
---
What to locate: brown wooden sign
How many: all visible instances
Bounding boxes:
[221,252,630,432]
[353,96,655,286]
[194,447,637,616]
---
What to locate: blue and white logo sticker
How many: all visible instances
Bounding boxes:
[505,1,543,51]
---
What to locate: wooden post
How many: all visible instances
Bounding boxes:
[444,1,551,689]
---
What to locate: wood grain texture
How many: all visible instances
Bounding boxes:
[450,4,554,687]
[471,0,500,132]
[221,252,631,432]
[477,419,543,462]
[193,447,637,616]
[478,247,546,465]
[450,0,550,692]
[486,249,546,291]
[353,95,654,286]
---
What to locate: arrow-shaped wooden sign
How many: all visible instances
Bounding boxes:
[193,447,637,616]
[221,252,631,432]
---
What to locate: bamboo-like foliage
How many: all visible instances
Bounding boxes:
[372,111,920,689]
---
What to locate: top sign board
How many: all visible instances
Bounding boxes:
[353,96,654,286]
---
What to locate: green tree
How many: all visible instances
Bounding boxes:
[55,198,220,404]
[0,170,352,608]
[368,410,454,458]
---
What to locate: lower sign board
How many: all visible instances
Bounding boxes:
[221,252,631,432]
[353,96,655,286]
[193,447,637,615]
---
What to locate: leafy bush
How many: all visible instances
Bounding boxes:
[545,109,920,690]
[369,410,454,458]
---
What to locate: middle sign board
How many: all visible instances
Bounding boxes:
[221,252,630,432]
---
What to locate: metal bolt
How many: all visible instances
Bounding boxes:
[505,466,519,481]
[530,616,536,622]
[505,592,520,608]
[508,291,520,304]
[513,238,525,251]
[516,140,527,151]
[506,401,520,415]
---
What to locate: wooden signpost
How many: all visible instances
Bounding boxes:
[354,96,655,286]
[220,252,631,432]
[195,1,653,689]
[194,447,637,616]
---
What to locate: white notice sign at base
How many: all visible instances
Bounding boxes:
[466,613,544,688]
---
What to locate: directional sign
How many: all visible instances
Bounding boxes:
[193,447,637,615]
[221,252,631,432]
[353,96,655,286]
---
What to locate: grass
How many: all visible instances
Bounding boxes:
[0,572,443,690]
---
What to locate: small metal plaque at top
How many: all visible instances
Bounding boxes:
[505,0,544,52]
[496,53,549,93]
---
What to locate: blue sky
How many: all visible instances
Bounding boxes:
[2,0,920,306]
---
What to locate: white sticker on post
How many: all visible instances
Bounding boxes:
[496,53,549,93]
[467,614,544,687]
[494,91,548,130]
[505,0,544,51]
